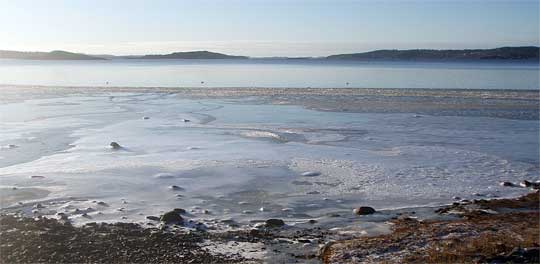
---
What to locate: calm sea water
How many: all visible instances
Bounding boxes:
[0,59,538,89]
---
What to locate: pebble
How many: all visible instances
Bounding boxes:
[242,210,254,214]
[259,207,266,212]
[142,116,150,120]
[238,201,250,205]
[281,208,293,212]
[181,119,190,122]
[30,175,46,179]
[519,180,532,188]
[96,201,108,206]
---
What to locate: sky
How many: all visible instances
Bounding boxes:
[0,0,538,57]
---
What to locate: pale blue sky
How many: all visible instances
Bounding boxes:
[0,0,538,56]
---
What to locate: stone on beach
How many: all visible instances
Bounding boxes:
[520,180,532,188]
[265,218,285,228]
[142,116,150,120]
[353,206,376,215]
[30,175,46,179]
[109,142,121,149]
[146,216,160,221]
[173,208,187,214]
[160,211,184,224]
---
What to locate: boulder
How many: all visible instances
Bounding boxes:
[160,211,183,224]
[265,218,285,228]
[353,206,376,215]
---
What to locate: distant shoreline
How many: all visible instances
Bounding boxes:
[1,46,538,61]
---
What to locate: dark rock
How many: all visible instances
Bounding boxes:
[160,211,183,224]
[110,142,121,149]
[308,219,317,224]
[173,208,186,214]
[499,181,514,187]
[169,185,184,191]
[265,218,285,228]
[353,206,376,215]
[520,180,532,188]
[146,216,160,221]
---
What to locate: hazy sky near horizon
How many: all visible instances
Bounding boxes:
[0,0,538,57]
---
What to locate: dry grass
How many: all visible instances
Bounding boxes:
[325,192,540,264]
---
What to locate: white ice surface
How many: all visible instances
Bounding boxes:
[0,92,538,226]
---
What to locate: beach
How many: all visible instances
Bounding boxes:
[1,85,539,263]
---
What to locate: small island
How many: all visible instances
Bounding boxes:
[136,51,248,60]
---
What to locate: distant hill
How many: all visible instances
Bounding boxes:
[1,47,538,61]
[137,51,248,59]
[326,47,540,61]
[0,50,105,60]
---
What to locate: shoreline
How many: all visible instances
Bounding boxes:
[1,191,538,263]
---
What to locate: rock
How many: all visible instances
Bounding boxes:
[301,171,321,177]
[146,216,160,221]
[281,208,293,212]
[499,181,514,187]
[238,201,250,205]
[519,180,532,188]
[307,191,320,195]
[160,211,183,224]
[96,201,108,206]
[265,218,285,228]
[308,219,317,224]
[30,175,45,179]
[110,142,121,149]
[181,119,190,122]
[203,209,210,214]
[259,207,266,212]
[33,203,44,209]
[353,206,376,215]
[142,116,150,120]
[452,196,461,200]
[169,185,184,191]
[242,210,253,214]
[173,208,186,214]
